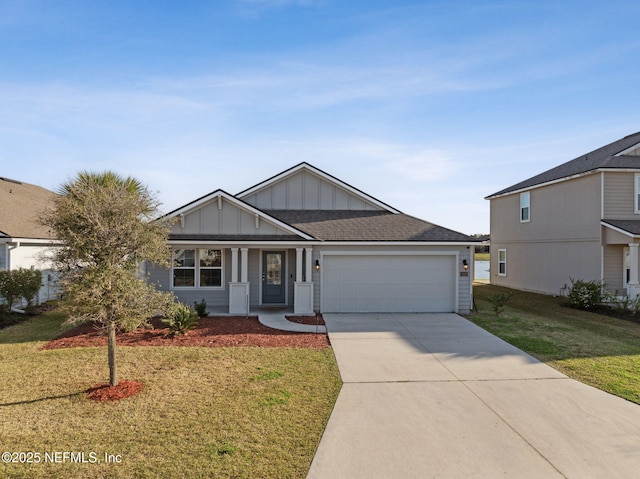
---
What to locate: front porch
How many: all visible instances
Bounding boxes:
[226,246,317,316]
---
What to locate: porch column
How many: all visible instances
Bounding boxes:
[240,248,248,282]
[628,243,640,299]
[305,247,313,283]
[231,248,239,283]
[296,248,303,282]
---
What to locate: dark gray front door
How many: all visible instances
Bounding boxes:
[262,251,286,304]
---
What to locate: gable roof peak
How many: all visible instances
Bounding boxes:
[237,162,401,214]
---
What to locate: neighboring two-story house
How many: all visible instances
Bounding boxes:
[486,131,640,298]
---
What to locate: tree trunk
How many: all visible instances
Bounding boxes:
[107,320,118,387]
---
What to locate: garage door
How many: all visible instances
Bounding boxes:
[322,254,457,313]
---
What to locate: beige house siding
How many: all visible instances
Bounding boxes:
[603,171,640,219]
[490,174,603,295]
[602,244,624,293]
[241,170,381,211]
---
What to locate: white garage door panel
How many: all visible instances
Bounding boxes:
[323,255,456,313]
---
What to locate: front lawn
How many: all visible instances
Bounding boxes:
[0,312,341,479]
[470,283,640,404]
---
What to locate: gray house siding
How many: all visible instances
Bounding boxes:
[0,244,6,270]
[490,174,602,295]
[603,171,636,219]
[241,170,381,211]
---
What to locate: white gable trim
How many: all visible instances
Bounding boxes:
[164,190,315,240]
[236,162,401,214]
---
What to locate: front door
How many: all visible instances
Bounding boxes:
[262,251,286,304]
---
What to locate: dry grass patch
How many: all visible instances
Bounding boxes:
[0,312,341,479]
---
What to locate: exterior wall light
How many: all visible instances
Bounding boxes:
[315,259,321,271]
[463,259,469,271]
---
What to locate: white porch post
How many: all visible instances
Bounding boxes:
[231,248,239,283]
[305,247,313,283]
[628,243,640,299]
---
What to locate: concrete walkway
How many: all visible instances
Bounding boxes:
[256,309,327,333]
[307,313,640,479]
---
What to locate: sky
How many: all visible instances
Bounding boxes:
[2,0,640,235]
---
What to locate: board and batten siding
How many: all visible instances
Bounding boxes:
[241,170,381,211]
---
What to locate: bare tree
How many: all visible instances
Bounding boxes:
[41,171,175,386]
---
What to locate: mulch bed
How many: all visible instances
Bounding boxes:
[85,380,144,402]
[41,316,330,351]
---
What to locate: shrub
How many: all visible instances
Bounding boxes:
[162,303,199,335]
[193,298,208,317]
[487,291,512,316]
[567,278,603,310]
[0,268,43,312]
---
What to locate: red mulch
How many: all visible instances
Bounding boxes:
[85,380,143,402]
[41,316,330,351]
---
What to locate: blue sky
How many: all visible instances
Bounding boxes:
[2,0,640,234]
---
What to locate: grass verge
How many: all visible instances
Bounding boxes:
[0,312,341,479]
[470,283,640,404]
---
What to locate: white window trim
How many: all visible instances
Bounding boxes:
[498,249,507,276]
[635,174,640,214]
[171,248,225,289]
[520,191,530,223]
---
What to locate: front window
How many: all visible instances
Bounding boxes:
[498,249,507,276]
[172,249,223,288]
[520,192,530,222]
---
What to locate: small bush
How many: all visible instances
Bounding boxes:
[162,303,199,335]
[567,278,603,310]
[0,268,42,312]
[487,292,512,316]
[193,298,208,317]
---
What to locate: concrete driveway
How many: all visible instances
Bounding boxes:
[307,313,640,479]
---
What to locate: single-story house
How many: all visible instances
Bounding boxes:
[486,131,640,298]
[147,163,476,315]
[0,176,58,304]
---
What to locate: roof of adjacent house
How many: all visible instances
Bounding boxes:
[266,210,474,242]
[0,177,56,239]
[487,131,640,198]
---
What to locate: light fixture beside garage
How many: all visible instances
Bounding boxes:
[462,259,469,271]
[315,259,321,271]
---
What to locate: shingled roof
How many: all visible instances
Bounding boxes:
[0,177,55,239]
[266,210,474,242]
[487,131,640,198]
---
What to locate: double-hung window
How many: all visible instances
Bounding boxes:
[520,191,530,222]
[498,249,507,276]
[172,249,223,288]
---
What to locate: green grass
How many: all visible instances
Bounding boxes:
[0,312,342,479]
[474,253,490,261]
[470,283,640,404]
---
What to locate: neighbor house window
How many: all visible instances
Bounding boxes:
[520,191,530,222]
[635,174,640,213]
[172,249,223,288]
[498,249,507,276]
